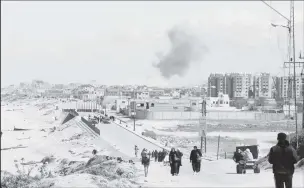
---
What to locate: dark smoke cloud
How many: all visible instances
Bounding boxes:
[153,25,208,79]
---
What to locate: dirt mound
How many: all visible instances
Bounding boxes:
[256,156,272,170]
[257,155,304,171]
[2,155,139,188]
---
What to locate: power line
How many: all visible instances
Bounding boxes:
[260,0,290,22]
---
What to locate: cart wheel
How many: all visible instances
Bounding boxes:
[254,166,260,173]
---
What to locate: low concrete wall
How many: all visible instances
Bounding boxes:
[142,111,286,121]
[81,117,100,135]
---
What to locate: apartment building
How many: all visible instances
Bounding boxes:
[149,89,165,98]
[208,73,234,98]
[277,75,303,100]
[231,73,253,99]
[254,73,272,98]
[207,73,221,97]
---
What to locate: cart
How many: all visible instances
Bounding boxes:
[235,145,260,174]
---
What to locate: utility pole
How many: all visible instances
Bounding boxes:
[200,99,207,153]
[300,53,304,129]
[284,58,304,149]
[262,0,302,149]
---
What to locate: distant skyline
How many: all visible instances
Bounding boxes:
[1,1,304,87]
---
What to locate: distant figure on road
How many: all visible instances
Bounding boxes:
[154,150,158,162]
[169,148,179,176]
[176,148,183,165]
[190,146,202,175]
[268,132,299,188]
[92,149,97,156]
[176,149,183,175]
[141,148,150,177]
[134,145,139,158]
[158,151,162,162]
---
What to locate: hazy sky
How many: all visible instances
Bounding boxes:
[1,1,304,87]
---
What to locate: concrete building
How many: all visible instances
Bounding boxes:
[208,73,234,98]
[279,75,303,100]
[231,73,253,99]
[208,73,220,97]
[105,88,121,97]
[136,91,150,99]
[149,89,165,98]
[171,90,181,99]
[254,73,272,98]
[207,93,230,108]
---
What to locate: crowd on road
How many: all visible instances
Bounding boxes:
[135,145,203,177]
[135,132,300,188]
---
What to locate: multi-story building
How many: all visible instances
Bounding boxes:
[207,73,221,97]
[231,73,253,99]
[208,73,234,98]
[278,75,303,100]
[254,73,272,98]
[105,88,121,96]
[149,89,165,98]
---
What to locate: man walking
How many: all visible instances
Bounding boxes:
[190,146,202,175]
[141,149,150,178]
[169,148,179,176]
[176,149,183,175]
[154,150,158,162]
[268,132,299,188]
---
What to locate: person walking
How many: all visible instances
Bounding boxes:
[190,146,202,175]
[169,148,179,176]
[134,145,139,158]
[233,149,244,163]
[176,149,183,175]
[158,151,162,162]
[141,149,150,177]
[154,150,158,162]
[268,132,299,188]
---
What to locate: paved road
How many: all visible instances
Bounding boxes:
[140,159,304,187]
[96,122,166,159]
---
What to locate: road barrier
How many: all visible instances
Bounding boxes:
[81,117,100,135]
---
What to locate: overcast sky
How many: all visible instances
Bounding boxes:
[1,1,304,87]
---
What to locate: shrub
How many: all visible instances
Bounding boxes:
[1,159,41,188]
[289,130,304,159]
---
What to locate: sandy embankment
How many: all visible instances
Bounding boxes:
[1,99,141,187]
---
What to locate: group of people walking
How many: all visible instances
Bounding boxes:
[138,132,300,188]
[152,149,167,162]
[139,145,203,178]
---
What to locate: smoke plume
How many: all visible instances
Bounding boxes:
[153,25,208,79]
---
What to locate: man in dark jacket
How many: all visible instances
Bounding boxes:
[233,149,245,163]
[154,150,158,162]
[268,132,299,188]
[190,146,202,174]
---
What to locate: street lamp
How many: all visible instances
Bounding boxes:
[271,23,291,32]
